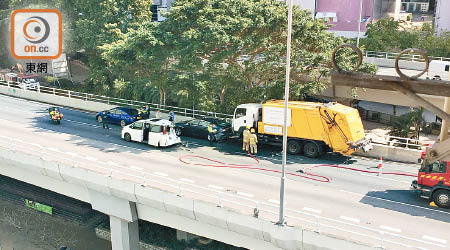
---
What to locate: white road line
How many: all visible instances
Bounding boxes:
[179,178,195,183]
[380,225,402,233]
[65,119,100,128]
[45,147,60,152]
[237,192,254,198]
[208,184,224,190]
[65,152,78,157]
[339,216,360,223]
[29,143,41,148]
[85,156,98,161]
[107,161,118,166]
[303,207,322,214]
[268,199,279,204]
[153,172,168,177]
[130,166,143,171]
[422,235,447,244]
[359,173,412,184]
[339,189,450,215]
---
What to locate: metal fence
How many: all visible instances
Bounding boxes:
[369,134,431,150]
[363,50,450,62]
[0,134,446,250]
[0,80,234,121]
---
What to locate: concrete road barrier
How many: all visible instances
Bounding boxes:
[355,144,422,164]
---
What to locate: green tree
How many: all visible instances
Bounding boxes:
[389,107,425,140]
[159,0,353,112]
[70,0,153,88]
[361,18,423,51]
[99,0,376,113]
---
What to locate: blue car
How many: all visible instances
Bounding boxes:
[96,107,142,127]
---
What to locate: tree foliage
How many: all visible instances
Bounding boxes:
[361,18,450,58]
[389,107,425,140]
[99,0,375,113]
[2,0,377,113]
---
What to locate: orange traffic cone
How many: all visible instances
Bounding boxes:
[377,156,383,176]
[377,156,383,169]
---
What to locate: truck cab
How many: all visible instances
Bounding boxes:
[412,150,450,208]
[232,104,262,135]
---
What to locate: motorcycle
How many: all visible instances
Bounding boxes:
[48,107,63,124]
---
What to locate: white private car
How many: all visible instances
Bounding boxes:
[18,78,40,90]
[121,118,181,147]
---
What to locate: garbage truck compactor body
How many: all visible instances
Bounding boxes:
[232,100,372,158]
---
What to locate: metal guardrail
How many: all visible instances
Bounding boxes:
[363,50,450,62]
[370,134,432,150]
[0,134,446,250]
[0,80,234,121]
[0,79,433,152]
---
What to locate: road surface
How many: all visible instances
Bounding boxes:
[0,94,448,250]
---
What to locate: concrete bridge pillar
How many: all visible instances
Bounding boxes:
[110,216,139,250]
[88,189,140,250]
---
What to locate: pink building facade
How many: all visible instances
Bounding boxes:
[316,0,400,38]
[435,0,450,35]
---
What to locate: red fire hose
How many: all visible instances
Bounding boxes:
[178,151,416,183]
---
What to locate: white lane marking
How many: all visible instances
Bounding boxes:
[303,207,322,214]
[237,192,254,198]
[153,172,168,177]
[85,156,98,161]
[2,105,100,128]
[179,178,195,183]
[338,189,450,216]
[65,152,78,157]
[380,225,402,233]
[130,166,143,171]
[339,216,360,223]
[268,199,279,204]
[359,173,412,184]
[208,185,224,190]
[107,161,118,166]
[65,119,100,128]
[422,235,447,244]
[45,147,60,152]
[29,143,42,148]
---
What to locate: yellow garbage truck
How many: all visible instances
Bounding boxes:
[232,100,372,158]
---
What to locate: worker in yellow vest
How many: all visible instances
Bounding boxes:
[242,126,250,151]
[249,128,258,154]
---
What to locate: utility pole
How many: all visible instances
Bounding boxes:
[356,0,363,47]
[277,0,293,226]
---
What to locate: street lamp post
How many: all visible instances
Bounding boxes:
[277,0,293,226]
[356,0,363,47]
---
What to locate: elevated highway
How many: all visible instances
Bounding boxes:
[0,88,449,250]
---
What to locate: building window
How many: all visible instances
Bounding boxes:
[315,12,338,23]
[150,5,158,22]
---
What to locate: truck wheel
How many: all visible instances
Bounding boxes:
[97,116,103,123]
[287,140,302,155]
[304,141,322,158]
[124,133,131,142]
[432,189,450,208]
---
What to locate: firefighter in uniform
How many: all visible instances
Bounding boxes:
[242,126,250,151]
[249,128,258,154]
[207,123,216,145]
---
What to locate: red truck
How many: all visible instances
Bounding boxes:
[412,149,450,208]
